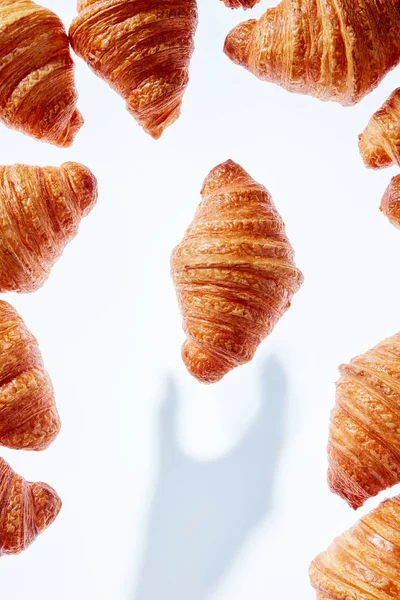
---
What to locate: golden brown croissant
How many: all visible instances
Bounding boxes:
[69,0,198,139]
[224,0,400,106]
[381,175,400,228]
[359,89,400,168]
[0,0,82,146]
[0,162,97,293]
[0,300,60,451]
[171,160,303,383]
[0,457,61,556]
[221,0,260,8]
[328,332,400,509]
[310,495,400,600]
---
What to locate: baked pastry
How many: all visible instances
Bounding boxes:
[0,300,60,451]
[221,0,260,8]
[381,175,400,228]
[0,0,82,146]
[359,89,400,168]
[171,159,303,383]
[310,495,400,599]
[328,332,400,509]
[69,0,198,139]
[224,1,400,106]
[0,162,97,293]
[0,457,61,556]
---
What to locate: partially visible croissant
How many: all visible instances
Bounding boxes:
[0,300,60,451]
[328,332,400,509]
[359,89,400,168]
[381,175,400,228]
[171,160,303,383]
[0,457,61,556]
[69,0,198,139]
[224,0,400,106]
[221,0,260,8]
[0,162,97,293]
[310,495,400,599]
[0,0,82,146]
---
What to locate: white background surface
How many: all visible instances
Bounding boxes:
[1,1,400,598]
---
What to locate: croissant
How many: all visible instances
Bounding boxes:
[0,457,61,556]
[328,332,400,509]
[381,175,400,229]
[69,0,198,139]
[0,300,60,451]
[310,495,400,600]
[0,162,97,293]
[170,160,303,383]
[224,0,400,106]
[221,0,260,8]
[359,89,400,168]
[0,0,82,146]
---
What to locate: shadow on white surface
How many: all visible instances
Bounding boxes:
[133,356,287,599]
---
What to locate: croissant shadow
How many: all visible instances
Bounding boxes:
[133,356,287,600]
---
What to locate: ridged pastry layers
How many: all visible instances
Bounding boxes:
[310,495,400,600]
[69,0,198,139]
[0,162,97,294]
[328,332,400,509]
[171,160,303,383]
[359,89,400,169]
[0,0,82,146]
[0,457,61,556]
[224,0,400,106]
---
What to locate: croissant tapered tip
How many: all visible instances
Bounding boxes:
[182,341,231,384]
[30,482,62,533]
[224,20,257,65]
[381,175,400,229]
[62,162,98,216]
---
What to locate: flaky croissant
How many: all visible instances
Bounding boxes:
[310,495,400,600]
[224,0,400,106]
[381,175,400,229]
[359,89,400,168]
[0,0,82,146]
[328,332,400,509]
[0,162,97,293]
[0,301,60,451]
[171,160,303,383]
[0,457,61,556]
[221,0,260,8]
[69,0,198,139]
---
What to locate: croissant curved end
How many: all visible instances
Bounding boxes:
[62,162,98,216]
[30,482,62,533]
[224,20,257,65]
[53,109,84,149]
[182,340,232,384]
[381,175,400,229]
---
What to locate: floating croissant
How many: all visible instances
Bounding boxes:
[69,0,198,139]
[310,495,400,599]
[0,457,61,556]
[221,0,260,8]
[381,175,400,229]
[328,332,400,509]
[359,89,400,168]
[171,160,303,383]
[0,162,97,293]
[0,0,82,146]
[224,0,400,106]
[0,301,60,451]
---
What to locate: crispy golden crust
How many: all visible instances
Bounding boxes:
[0,457,61,556]
[0,301,60,451]
[328,332,400,509]
[0,162,97,294]
[224,0,400,106]
[171,160,303,384]
[359,89,400,169]
[310,495,400,599]
[69,0,198,139]
[221,0,260,8]
[0,0,82,146]
[381,175,400,229]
